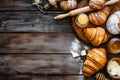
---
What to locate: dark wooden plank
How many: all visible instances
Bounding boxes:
[0,54,119,79]
[0,11,72,32]
[0,75,114,80]
[0,54,81,74]
[0,0,61,11]
[0,33,91,53]
[0,0,35,11]
[0,0,82,11]
[0,75,86,80]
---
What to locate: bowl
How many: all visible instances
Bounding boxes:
[107,58,120,79]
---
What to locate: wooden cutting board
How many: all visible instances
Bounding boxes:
[72,0,120,42]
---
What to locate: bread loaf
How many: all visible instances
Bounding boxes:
[89,6,110,25]
[83,48,107,77]
[83,27,108,46]
[60,0,77,11]
[106,11,120,35]
[89,0,106,10]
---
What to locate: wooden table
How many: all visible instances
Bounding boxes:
[0,0,120,80]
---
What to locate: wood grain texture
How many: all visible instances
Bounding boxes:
[0,0,59,11]
[0,75,86,80]
[0,33,91,53]
[0,54,80,74]
[0,0,82,11]
[0,11,73,32]
[0,0,120,80]
[0,53,119,79]
[0,0,35,11]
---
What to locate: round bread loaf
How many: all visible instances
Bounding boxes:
[106,11,120,35]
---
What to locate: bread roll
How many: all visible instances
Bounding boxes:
[89,6,110,25]
[106,11,120,35]
[89,0,106,10]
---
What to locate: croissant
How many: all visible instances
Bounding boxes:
[89,6,110,25]
[83,48,107,77]
[89,0,106,10]
[83,27,108,46]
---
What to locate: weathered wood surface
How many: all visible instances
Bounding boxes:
[0,0,120,80]
[0,33,91,53]
[0,11,73,32]
[0,54,80,74]
[0,75,86,80]
[0,0,57,11]
[0,54,119,80]
[0,0,87,79]
[0,0,81,11]
[0,0,35,11]
[0,0,73,33]
[0,53,119,75]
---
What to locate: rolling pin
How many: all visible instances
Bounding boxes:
[54,0,119,20]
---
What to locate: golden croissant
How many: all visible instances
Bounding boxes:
[83,27,108,46]
[83,48,107,77]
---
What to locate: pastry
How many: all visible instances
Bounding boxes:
[89,6,110,25]
[60,0,77,11]
[83,27,108,46]
[106,11,120,35]
[107,58,120,79]
[89,0,106,10]
[83,48,107,77]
